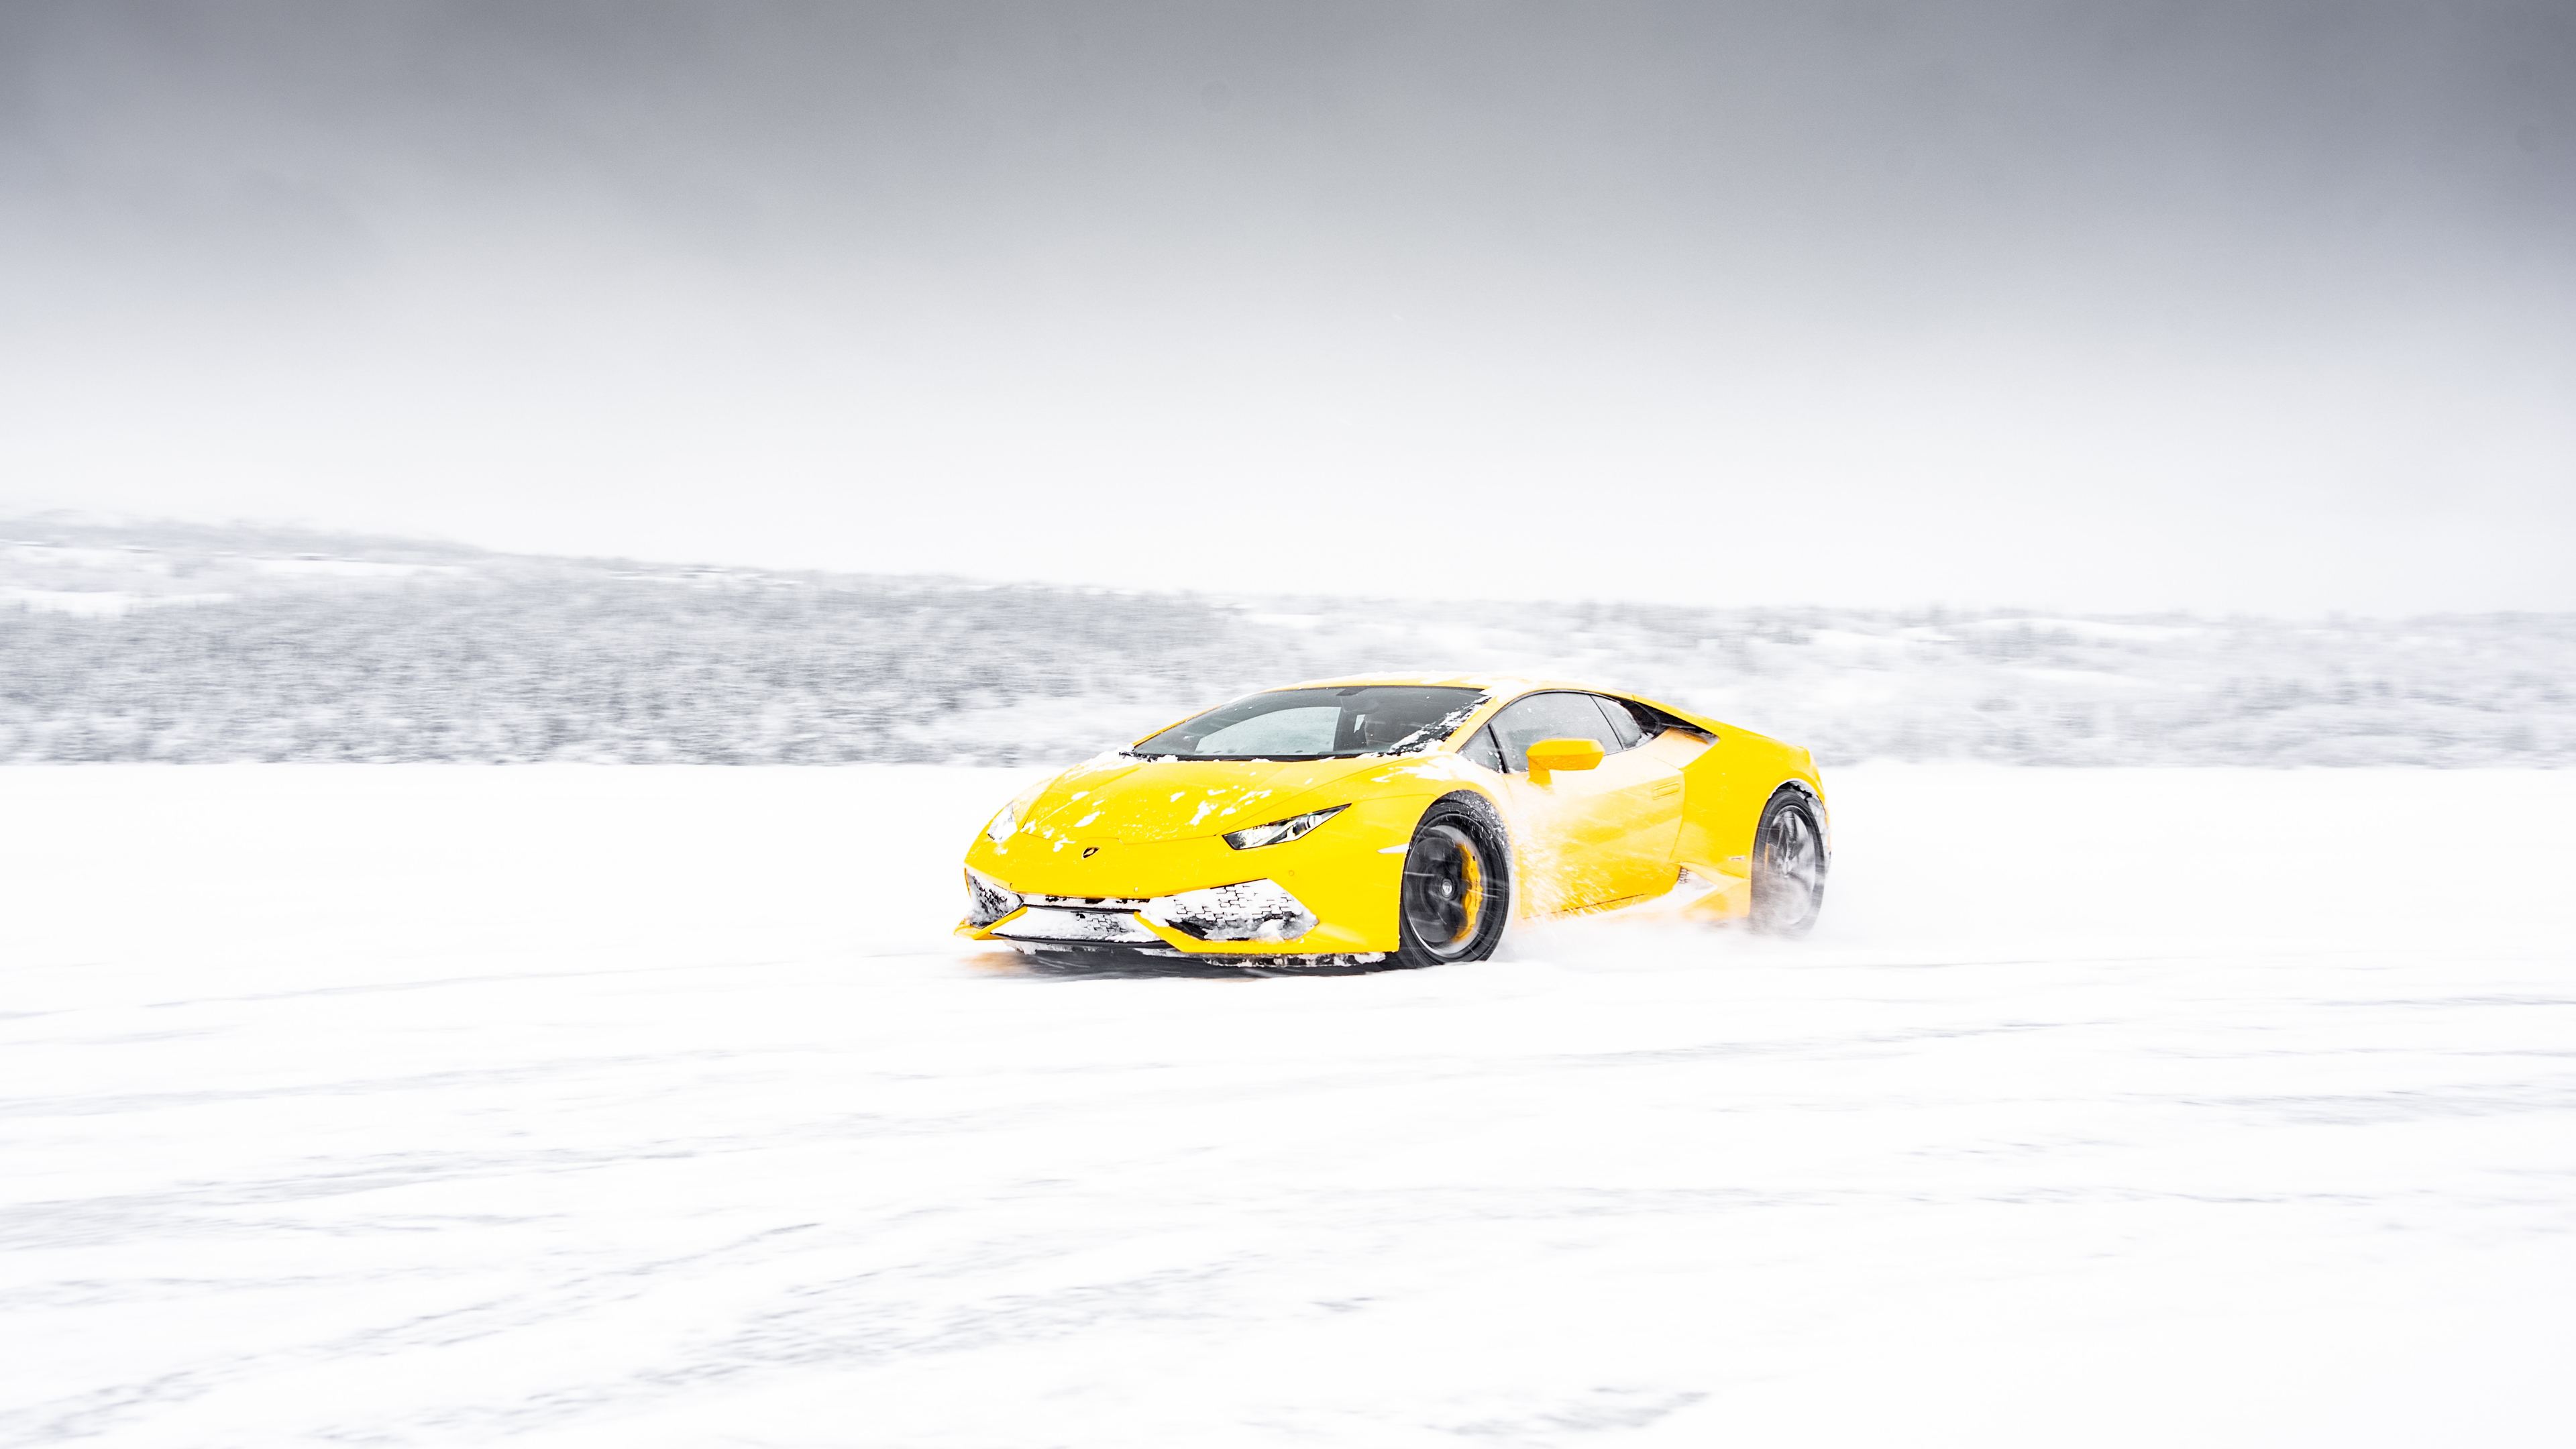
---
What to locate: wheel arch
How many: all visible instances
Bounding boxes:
[1413,786,1513,863]
[1760,777,1831,862]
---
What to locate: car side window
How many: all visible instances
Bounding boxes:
[1589,695,1646,750]
[1487,692,1623,773]
[1458,724,1504,772]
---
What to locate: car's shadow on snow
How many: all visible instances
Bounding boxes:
[975,948,1419,981]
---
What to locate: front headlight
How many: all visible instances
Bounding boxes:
[984,777,1055,845]
[1221,805,1346,850]
[984,800,1022,845]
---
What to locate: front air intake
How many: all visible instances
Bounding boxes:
[963,867,1021,928]
[1144,879,1319,943]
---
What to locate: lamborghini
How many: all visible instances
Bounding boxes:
[957,676,1829,968]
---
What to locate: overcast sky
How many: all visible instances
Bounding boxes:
[2,1,2569,612]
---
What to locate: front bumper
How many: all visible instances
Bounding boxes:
[975,878,1321,952]
[957,792,1423,956]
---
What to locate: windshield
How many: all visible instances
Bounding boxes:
[1131,686,1489,760]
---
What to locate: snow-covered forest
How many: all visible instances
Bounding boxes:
[6,517,2571,767]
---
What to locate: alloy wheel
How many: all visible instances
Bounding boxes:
[1753,803,1825,932]
[1401,822,1489,960]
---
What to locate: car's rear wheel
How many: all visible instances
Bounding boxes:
[1750,789,1828,936]
[1395,794,1511,968]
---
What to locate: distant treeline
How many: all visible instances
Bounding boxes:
[5,521,2573,767]
[3,578,1269,765]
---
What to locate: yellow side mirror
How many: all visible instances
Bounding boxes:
[1525,737,1605,784]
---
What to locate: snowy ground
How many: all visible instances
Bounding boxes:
[4,764,2573,1447]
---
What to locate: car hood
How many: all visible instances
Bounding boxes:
[1019,754,1395,845]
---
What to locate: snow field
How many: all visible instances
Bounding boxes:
[2,765,2572,1446]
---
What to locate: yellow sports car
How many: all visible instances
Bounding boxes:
[959,676,1829,969]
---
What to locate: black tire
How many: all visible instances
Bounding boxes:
[1393,793,1512,969]
[1749,789,1829,936]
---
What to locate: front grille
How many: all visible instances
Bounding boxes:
[1022,892,1154,910]
[991,906,1161,945]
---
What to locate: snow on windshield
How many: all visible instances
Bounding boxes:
[1131,686,1488,760]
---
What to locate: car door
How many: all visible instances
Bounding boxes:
[1485,691,1685,911]
[1588,693,1689,881]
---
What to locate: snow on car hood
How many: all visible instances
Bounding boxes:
[1017,754,1393,845]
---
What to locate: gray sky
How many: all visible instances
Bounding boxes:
[3,1,2570,611]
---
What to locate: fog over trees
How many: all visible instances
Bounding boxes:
[6,519,2570,767]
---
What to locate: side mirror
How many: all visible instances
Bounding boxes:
[1525,737,1605,784]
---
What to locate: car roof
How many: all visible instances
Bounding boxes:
[1274,672,1573,693]
[1267,674,1729,736]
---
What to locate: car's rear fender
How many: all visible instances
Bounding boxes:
[1674,725,1827,879]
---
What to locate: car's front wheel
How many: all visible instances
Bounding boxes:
[1394,794,1511,968]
